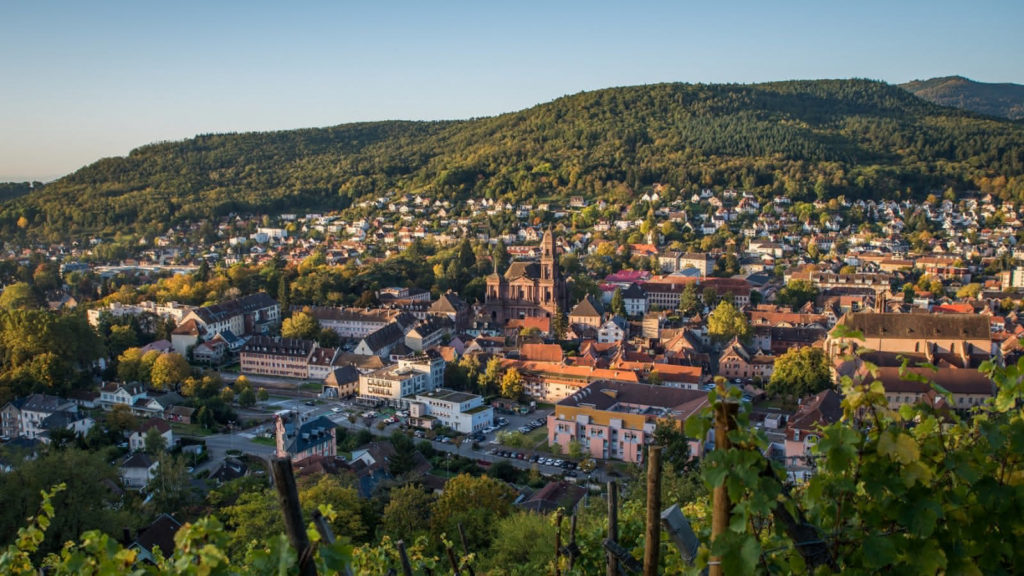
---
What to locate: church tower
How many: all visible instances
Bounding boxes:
[540,227,560,309]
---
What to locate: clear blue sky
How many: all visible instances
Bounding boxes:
[1,0,1021,182]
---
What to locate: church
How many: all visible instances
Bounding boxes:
[484,228,567,324]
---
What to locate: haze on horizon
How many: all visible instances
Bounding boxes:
[1,0,1021,183]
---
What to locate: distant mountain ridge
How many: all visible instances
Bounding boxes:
[900,76,1024,120]
[3,78,1024,242]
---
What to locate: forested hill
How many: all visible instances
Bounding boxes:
[4,79,1024,242]
[901,76,1024,120]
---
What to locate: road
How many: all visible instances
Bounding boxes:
[188,396,622,485]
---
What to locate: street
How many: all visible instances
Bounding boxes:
[188,396,623,485]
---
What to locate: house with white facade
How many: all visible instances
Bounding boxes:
[407,388,493,433]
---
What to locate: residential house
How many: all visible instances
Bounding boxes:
[274,413,337,461]
[718,338,775,382]
[784,389,842,467]
[174,293,280,355]
[353,323,407,358]
[322,365,361,398]
[621,283,649,317]
[240,336,316,379]
[547,380,708,463]
[121,452,159,490]
[597,316,628,344]
[129,418,174,452]
[405,316,453,352]
[358,351,446,406]
[407,388,494,433]
[568,295,604,330]
[519,481,587,513]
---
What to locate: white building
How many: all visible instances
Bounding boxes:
[408,388,493,433]
[358,351,446,406]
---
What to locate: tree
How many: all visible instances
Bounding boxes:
[388,430,417,477]
[150,352,191,390]
[679,282,699,316]
[147,453,197,513]
[610,287,625,316]
[281,309,319,340]
[430,474,516,552]
[551,304,568,340]
[567,440,584,461]
[381,483,434,542]
[106,404,137,433]
[500,367,523,400]
[707,300,751,344]
[767,346,831,399]
[0,282,40,310]
[256,387,269,401]
[956,283,983,300]
[483,512,557,574]
[486,460,519,483]
[220,386,235,404]
[653,419,691,472]
[237,387,256,407]
[144,426,166,454]
[776,279,818,310]
[479,356,503,395]
[0,448,129,556]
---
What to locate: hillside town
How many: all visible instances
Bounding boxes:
[2,185,1023,567]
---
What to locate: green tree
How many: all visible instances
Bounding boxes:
[150,352,191,390]
[381,483,434,542]
[707,300,751,344]
[430,473,516,552]
[483,512,557,574]
[281,309,319,340]
[479,356,503,395]
[956,283,983,300]
[147,453,197,513]
[653,419,691,473]
[238,387,256,407]
[551,304,568,340]
[0,282,40,310]
[256,387,269,401]
[767,346,831,399]
[776,279,818,310]
[388,430,417,477]
[500,367,523,400]
[144,426,166,454]
[679,282,699,316]
[0,448,129,556]
[610,287,625,316]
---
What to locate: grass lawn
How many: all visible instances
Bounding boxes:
[299,382,322,392]
[171,423,213,437]
[523,426,549,447]
[251,436,275,446]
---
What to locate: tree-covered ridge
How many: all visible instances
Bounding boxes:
[5,79,1024,241]
[901,75,1024,120]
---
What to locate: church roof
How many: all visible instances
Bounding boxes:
[504,261,541,281]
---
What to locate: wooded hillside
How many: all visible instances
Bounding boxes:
[5,79,1024,241]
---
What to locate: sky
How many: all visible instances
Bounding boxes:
[1,0,1021,182]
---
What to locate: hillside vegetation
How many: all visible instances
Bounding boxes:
[4,79,1024,242]
[901,76,1024,120]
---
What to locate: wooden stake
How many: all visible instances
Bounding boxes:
[457,523,476,576]
[446,544,461,576]
[271,457,317,576]
[607,481,619,576]
[643,445,662,576]
[396,540,414,576]
[555,509,563,576]
[710,389,738,576]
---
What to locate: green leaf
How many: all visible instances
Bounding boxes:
[878,430,919,464]
[862,535,896,569]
